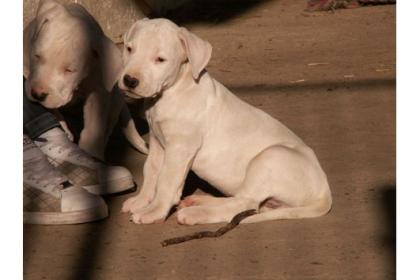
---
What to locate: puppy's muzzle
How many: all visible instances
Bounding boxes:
[123,74,139,89]
[31,89,48,102]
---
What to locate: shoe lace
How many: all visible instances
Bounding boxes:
[37,135,100,169]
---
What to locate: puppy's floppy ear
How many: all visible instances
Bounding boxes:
[178,27,212,80]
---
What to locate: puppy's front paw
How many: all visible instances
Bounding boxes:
[130,203,167,224]
[121,196,137,213]
[121,194,151,213]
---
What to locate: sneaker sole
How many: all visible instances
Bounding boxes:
[82,176,135,195]
[23,204,108,225]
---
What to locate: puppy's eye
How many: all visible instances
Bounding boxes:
[126,46,132,53]
[34,54,41,60]
[64,68,75,73]
[155,57,166,63]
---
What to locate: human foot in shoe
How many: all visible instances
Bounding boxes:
[34,128,136,195]
[23,135,108,224]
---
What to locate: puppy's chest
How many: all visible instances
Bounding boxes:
[144,89,207,146]
[145,108,174,148]
[145,102,199,148]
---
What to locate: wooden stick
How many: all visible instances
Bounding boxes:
[161,209,257,247]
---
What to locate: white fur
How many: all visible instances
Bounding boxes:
[120,19,332,224]
[23,0,148,159]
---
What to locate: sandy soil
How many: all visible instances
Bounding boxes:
[23,1,396,279]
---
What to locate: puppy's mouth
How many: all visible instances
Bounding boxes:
[124,89,143,99]
[122,88,162,100]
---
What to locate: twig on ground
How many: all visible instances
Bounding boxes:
[307,62,330,67]
[161,209,257,247]
[290,79,306,83]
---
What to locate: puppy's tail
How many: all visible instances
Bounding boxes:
[119,103,149,155]
[241,193,332,223]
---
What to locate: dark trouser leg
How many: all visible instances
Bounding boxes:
[23,78,60,139]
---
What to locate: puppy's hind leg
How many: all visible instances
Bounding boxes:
[178,144,332,225]
[238,144,332,223]
[178,194,223,209]
[177,197,259,225]
[241,196,332,223]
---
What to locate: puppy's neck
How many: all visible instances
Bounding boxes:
[166,62,206,95]
[74,66,106,101]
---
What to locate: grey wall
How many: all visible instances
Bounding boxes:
[23,0,194,40]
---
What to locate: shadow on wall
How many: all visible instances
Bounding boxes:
[225,78,396,95]
[381,185,396,277]
[135,0,273,25]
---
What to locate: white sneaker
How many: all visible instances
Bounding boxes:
[34,128,135,195]
[23,135,108,224]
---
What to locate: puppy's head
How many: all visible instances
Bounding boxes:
[118,18,212,98]
[25,0,95,108]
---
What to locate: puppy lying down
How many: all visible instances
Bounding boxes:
[119,18,332,224]
[23,0,148,159]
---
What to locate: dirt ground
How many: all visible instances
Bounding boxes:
[23,1,396,279]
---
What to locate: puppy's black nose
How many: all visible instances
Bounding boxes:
[31,90,48,102]
[123,74,139,89]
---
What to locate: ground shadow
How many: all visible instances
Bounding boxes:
[226,78,396,95]
[134,0,273,25]
[183,171,225,198]
[380,184,396,278]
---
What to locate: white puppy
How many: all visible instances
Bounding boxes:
[24,0,148,159]
[119,18,332,224]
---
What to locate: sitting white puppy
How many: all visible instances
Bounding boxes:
[119,18,332,224]
[24,0,148,159]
